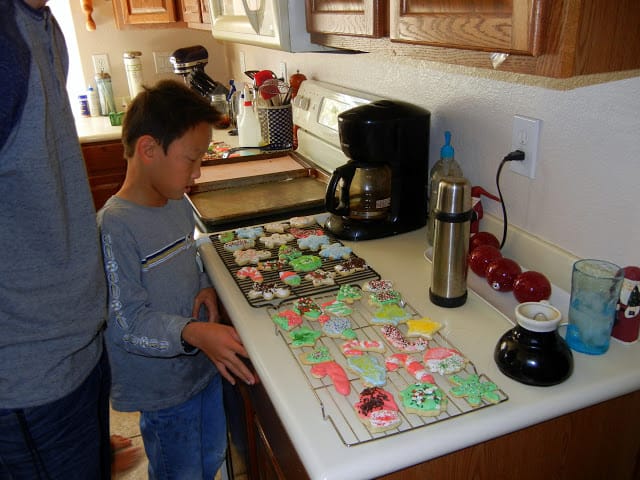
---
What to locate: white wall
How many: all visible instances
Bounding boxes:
[64,4,640,269]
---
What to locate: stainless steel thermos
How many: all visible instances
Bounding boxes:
[429,176,472,307]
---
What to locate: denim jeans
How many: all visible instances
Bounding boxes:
[140,374,226,480]
[0,349,111,479]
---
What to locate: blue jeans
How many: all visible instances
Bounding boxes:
[140,374,226,480]
[0,349,111,479]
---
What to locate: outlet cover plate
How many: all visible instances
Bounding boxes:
[510,115,541,179]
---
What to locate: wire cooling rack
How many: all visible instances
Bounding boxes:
[266,290,508,447]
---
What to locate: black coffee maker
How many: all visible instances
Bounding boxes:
[325,100,430,240]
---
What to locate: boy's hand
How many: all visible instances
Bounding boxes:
[182,322,255,386]
[192,287,220,323]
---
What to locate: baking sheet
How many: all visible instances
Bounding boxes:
[267,291,509,447]
[210,222,381,307]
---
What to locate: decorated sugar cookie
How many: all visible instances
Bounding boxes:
[289,215,317,228]
[288,227,324,239]
[380,325,428,353]
[398,382,447,417]
[217,231,234,243]
[448,374,501,407]
[235,226,264,240]
[385,353,435,383]
[236,266,263,283]
[257,259,288,271]
[406,317,443,340]
[354,387,402,433]
[370,304,411,326]
[297,234,330,251]
[368,289,403,307]
[336,284,362,304]
[247,282,290,301]
[423,347,468,375]
[259,233,294,248]
[278,244,302,262]
[293,297,328,321]
[341,339,385,357]
[304,269,336,287]
[321,299,353,317]
[264,222,288,233]
[279,271,302,287]
[321,317,357,340]
[224,238,255,252]
[289,326,322,348]
[271,309,302,331]
[233,248,271,266]
[362,279,393,293]
[319,242,352,260]
[298,345,333,365]
[310,361,350,396]
[334,257,367,276]
[347,354,386,387]
[289,255,322,272]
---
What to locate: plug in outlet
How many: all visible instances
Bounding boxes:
[92,53,110,74]
[510,115,541,179]
[153,52,173,74]
[239,51,246,75]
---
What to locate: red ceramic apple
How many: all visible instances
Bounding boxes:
[469,231,500,252]
[486,258,522,291]
[468,245,503,277]
[513,271,552,303]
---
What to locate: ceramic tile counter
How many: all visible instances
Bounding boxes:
[198,222,640,480]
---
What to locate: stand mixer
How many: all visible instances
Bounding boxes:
[169,45,228,99]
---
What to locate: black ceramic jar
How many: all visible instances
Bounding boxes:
[494,302,573,387]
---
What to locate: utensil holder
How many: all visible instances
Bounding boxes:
[257,104,293,149]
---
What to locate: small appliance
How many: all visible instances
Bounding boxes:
[169,45,228,98]
[324,100,430,240]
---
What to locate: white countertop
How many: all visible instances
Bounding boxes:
[75,115,122,143]
[198,222,640,480]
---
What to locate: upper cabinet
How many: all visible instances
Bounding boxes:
[307,0,640,78]
[389,0,544,55]
[305,0,387,38]
[112,0,186,29]
[180,0,211,29]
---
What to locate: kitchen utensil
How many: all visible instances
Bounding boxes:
[495,301,573,386]
[325,100,430,241]
[565,259,623,355]
[258,79,291,106]
[170,45,228,98]
[429,176,472,308]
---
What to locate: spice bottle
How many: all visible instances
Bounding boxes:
[123,51,144,99]
[87,86,100,117]
[427,131,464,246]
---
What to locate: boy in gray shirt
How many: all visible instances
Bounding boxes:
[98,80,255,479]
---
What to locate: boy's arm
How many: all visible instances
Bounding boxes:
[100,219,194,358]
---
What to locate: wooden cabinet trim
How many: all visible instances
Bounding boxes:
[306,0,388,38]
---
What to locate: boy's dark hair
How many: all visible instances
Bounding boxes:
[121,79,219,158]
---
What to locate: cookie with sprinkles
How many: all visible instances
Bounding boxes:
[321,299,353,317]
[289,326,322,348]
[334,257,367,276]
[293,297,328,321]
[362,279,393,293]
[354,387,402,433]
[271,309,303,331]
[298,345,333,365]
[368,289,403,307]
[336,284,362,304]
[448,374,501,407]
[304,268,336,287]
[398,382,447,417]
[321,317,357,340]
[380,325,428,353]
[423,347,468,375]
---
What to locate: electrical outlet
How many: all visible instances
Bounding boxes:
[153,51,173,74]
[239,51,246,75]
[510,115,541,179]
[92,53,110,74]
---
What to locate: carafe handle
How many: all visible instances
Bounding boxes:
[325,163,356,216]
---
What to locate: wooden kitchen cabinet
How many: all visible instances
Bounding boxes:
[81,140,126,210]
[233,387,640,479]
[305,0,388,38]
[180,0,211,30]
[308,0,640,78]
[112,0,186,29]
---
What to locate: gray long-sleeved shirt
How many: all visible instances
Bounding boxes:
[0,1,106,409]
[98,196,215,412]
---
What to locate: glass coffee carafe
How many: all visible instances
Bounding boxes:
[325,162,392,220]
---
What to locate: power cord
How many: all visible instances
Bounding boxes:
[496,150,526,249]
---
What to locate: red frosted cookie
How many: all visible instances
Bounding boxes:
[354,387,401,433]
[236,266,263,283]
[310,361,350,396]
[385,353,435,383]
[380,325,428,353]
[423,347,468,375]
